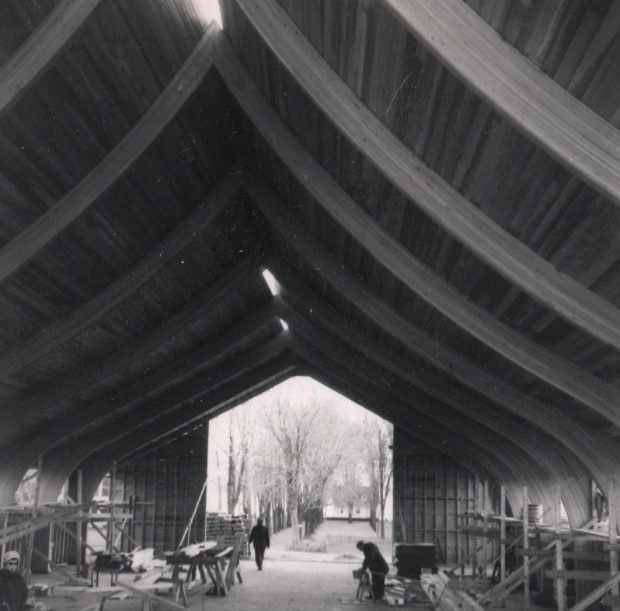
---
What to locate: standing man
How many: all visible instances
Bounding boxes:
[357,540,389,600]
[249,517,270,571]
[0,551,28,611]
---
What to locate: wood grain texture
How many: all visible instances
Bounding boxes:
[228,0,620,352]
[385,0,620,206]
[0,0,101,117]
[0,21,219,285]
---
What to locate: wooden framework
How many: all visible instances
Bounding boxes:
[0,0,618,604]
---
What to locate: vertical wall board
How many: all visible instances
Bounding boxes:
[117,425,208,553]
[393,427,494,565]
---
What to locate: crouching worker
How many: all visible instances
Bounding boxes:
[356,540,389,600]
[0,551,28,611]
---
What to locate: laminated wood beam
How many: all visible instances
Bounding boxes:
[0,21,219,285]
[31,303,279,456]
[283,305,589,524]
[38,334,289,497]
[384,0,620,210]
[255,186,617,487]
[1,256,263,444]
[225,1,620,351]
[272,280,592,521]
[70,355,296,503]
[0,0,101,117]
[250,178,620,447]
[0,170,245,382]
[294,342,524,504]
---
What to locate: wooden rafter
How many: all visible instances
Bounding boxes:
[248,176,620,426]
[226,0,620,351]
[0,21,219,285]
[253,183,619,477]
[0,171,245,381]
[273,280,596,493]
[39,349,294,503]
[42,334,289,471]
[293,340,526,492]
[34,303,278,457]
[2,257,263,443]
[384,0,620,209]
[0,0,102,117]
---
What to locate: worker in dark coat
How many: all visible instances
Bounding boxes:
[0,551,28,611]
[357,540,389,599]
[249,517,270,570]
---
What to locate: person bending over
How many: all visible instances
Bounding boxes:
[356,540,389,600]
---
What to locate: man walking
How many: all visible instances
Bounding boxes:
[249,517,270,570]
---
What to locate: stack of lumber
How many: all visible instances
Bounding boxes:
[206,514,251,557]
[421,572,485,611]
[384,576,421,606]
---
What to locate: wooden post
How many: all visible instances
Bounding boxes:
[482,480,489,581]
[25,454,43,585]
[76,469,83,578]
[554,485,566,611]
[609,479,619,610]
[500,486,506,584]
[109,462,116,554]
[523,487,530,609]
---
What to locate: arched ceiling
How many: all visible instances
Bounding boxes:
[0,0,618,524]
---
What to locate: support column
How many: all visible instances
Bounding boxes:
[609,479,619,610]
[523,487,530,609]
[555,485,566,611]
[500,486,506,584]
[75,469,83,578]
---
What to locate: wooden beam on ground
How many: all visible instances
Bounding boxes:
[569,575,620,611]
[384,0,620,210]
[228,0,620,352]
[0,0,101,117]
[0,170,245,381]
[218,30,620,422]
[250,181,618,482]
[0,22,219,285]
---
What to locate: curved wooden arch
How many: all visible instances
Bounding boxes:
[294,347,566,522]
[384,0,620,209]
[273,282,595,497]
[0,22,219,285]
[251,179,620,467]
[0,170,246,381]
[223,2,620,351]
[0,257,264,445]
[0,0,102,117]
[286,309,590,525]
[33,345,293,504]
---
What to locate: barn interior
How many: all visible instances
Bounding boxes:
[0,0,619,609]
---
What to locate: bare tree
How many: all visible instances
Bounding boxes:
[227,411,249,514]
[366,421,393,538]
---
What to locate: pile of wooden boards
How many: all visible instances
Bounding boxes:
[384,576,422,606]
[205,515,251,557]
[420,572,485,611]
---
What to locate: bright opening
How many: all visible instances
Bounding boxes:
[278,317,289,331]
[206,376,394,555]
[194,0,223,28]
[261,268,280,296]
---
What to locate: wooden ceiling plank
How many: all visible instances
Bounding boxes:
[226,0,620,352]
[0,0,101,118]
[231,56,620,423]
[385,0,620,207]
[0,22,220,286]
[255,182,620,454]
[0,171,244,382]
